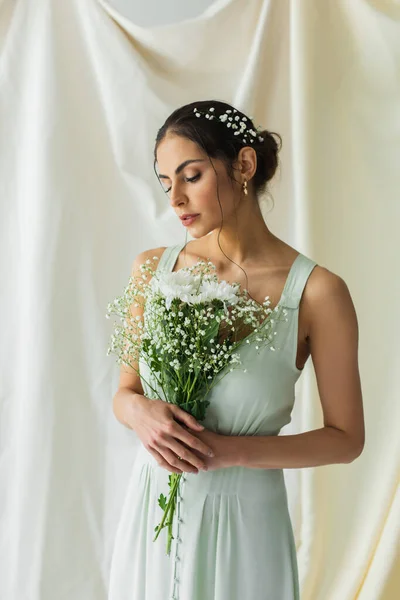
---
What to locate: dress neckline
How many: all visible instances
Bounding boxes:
[230,252,302,345]
[168,245,302,346]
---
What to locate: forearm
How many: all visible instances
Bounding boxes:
[112,387,148,429]
[223,426,363,469]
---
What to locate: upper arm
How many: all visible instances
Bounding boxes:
[308,268,365,455]
[117,246,167,394]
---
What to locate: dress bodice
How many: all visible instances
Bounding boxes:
[139,242,317,436]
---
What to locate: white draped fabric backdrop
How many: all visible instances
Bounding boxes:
[0,0,399,598]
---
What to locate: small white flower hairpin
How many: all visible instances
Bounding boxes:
[193,106,264,144]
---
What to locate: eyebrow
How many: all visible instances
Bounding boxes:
[158,159,206,180]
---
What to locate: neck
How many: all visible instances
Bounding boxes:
[205,197,279,266]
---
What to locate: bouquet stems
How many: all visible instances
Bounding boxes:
[153,472,182,556]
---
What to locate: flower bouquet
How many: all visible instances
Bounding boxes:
[106,254,288,555]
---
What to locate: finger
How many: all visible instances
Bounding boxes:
[174,428,215,459]
[170,406,204,431]
[161,446,199,474]
[147,447,183,474]
[164,437,207,471]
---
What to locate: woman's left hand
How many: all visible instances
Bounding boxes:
[182,425,234,471]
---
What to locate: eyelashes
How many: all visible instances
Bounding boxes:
[164,174,200,194]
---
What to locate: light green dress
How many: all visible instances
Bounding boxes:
[108,242,317,600]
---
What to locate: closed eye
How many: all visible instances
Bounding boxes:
[164,174,200,194]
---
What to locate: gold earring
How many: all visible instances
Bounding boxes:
[243,180,248,195]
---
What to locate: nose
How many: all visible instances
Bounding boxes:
[169,183,186,207]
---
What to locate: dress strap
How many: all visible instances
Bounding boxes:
[157,246,317,309]
[156,242,186,273]
[279,253,318,309]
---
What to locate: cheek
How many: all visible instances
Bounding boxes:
[196,175,231,208]
[194,179,217,208]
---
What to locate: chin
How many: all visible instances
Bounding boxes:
[189,230,206,239]
[184,218,217,240]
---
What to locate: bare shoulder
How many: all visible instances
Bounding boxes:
[131,246,168,276]
[304,264,355,308]
[303,263,358,340]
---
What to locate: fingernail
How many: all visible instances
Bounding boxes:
[208,450,214,457]
[198,423,204,429]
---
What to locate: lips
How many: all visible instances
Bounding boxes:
[180,213,199,220]
[181,214,199,226]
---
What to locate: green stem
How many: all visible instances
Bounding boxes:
[153,473,181,549]
[187,373,199,397]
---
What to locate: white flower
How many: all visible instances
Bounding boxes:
[199,279,240,304]
[150,270,200,309]
[150,269,240,308]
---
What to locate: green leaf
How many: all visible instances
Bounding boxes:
[202,318,220,346]
[158,494,167,510]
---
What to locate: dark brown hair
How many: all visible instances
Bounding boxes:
[153,99,282,198]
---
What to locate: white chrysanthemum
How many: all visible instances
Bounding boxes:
[199,279,240,304]
[150,270,201,309]
[151,270,240,308]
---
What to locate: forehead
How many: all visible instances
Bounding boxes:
[156,133,205,176]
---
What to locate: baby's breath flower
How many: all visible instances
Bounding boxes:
[105,251,288,555]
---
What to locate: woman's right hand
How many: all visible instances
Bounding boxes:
[127,393,215,474]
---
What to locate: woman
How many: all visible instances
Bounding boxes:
[108,100,365,599]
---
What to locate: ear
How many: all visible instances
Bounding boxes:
[236,146,257,182]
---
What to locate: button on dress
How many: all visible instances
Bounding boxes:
[108,242,318,600]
